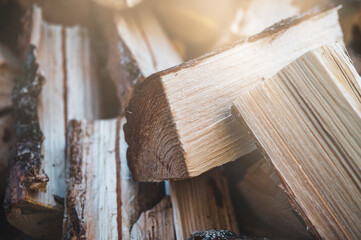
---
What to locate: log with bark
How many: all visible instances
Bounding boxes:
[232,43,361,239]
[5,6,102,239]
[63,118,164,239]
[124,7,343,182]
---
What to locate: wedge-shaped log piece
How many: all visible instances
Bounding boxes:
[169,169,238,239]
[131,196,175,239]
[63,118,164,239]
[125,7,343,181]
[232,43,361,239]
[5,7,101,239]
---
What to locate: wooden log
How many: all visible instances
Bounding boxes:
[232,43,361,239]
[169,168,238,239]
[63,118,164,239]
[228,154,313,239]
[124,7,343,181]
[91,5,182,113]
[130,196,175,240]
[5,6,102,239]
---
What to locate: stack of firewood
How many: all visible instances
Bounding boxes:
[0,0,360,239]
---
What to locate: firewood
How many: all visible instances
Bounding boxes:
[124,7,343,182]
[169,169,238,239]
[63,118,164,239]
[231,156,313,239]
[5,7,101,239]
[130,196,175,240]
[232,43,361,239]
[92,5,182,113]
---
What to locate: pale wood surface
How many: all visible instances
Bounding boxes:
[169,169,239,239]
[233,43,361,239]
[92,0,141,10]
[6,6,101,239]
[130,196,175,240]
[63,118,164,239]
[125,7,343,181]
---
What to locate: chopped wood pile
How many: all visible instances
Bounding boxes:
[0,0,360,239]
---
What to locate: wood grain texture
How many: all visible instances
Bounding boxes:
[131,196,175,240]
[92,0,141,10]
[63,118,164,240]
[125,7,343,181]
[169,169,239,239]
[6,7,101,239]
[232,43,361,239]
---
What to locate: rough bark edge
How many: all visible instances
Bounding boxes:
[5,45,47,211]
[62,120,87,240]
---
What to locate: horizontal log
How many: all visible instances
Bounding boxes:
[124,7,343,181]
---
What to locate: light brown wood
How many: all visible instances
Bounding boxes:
[124,7,343,181]
[130,196,175,240]
[232,43,361,239]
[235,157,313,240]
[169,169,239,239]
[63,118,164,239]
[6,6,101,239]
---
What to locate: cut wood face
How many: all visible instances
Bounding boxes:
[63,118,164,239]
[232,43,361,239]
[125,7,344,181]
[6,7,102,239]
[169,168,239,239]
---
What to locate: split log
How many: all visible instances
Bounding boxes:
[92,5,182,113]
[63,118,164,239]
[232,43,361,239]
[124,7,343,181]
[5,7,101,239]
[229,155,313,240]
[169,169,238,239]
[130,196,175,240]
